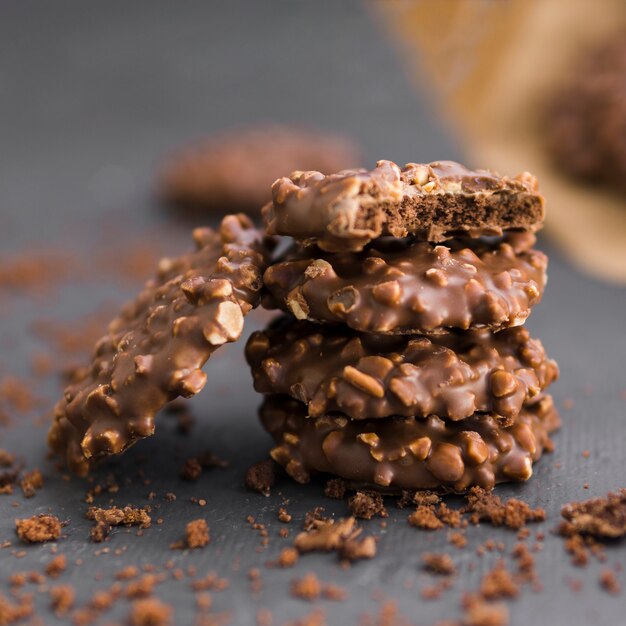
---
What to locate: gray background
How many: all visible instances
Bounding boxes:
[0,2,625,625]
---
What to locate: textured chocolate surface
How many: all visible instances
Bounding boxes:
[260,394,560,492]
[546,33,626,194]
[262,160,544,252]
[48,214,268,475]
[263,232,546,335]
[246,318,558,423]
[161,125,362,214]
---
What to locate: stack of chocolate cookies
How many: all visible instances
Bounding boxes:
[246,160,560,492]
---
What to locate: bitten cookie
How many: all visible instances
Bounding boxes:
[263,232,546,335]
[49,214,269,475]
[245,318,558,423]
[161,125,361,214]
[262,160,544,252]
[260,394,560,492]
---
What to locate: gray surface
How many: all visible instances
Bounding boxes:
[1,2,625,625]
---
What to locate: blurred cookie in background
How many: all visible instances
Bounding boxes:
[546,33,626,195]
[159,125,362,217]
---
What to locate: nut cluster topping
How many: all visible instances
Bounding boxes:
[48,214,268,475]
[245,318,558,423]
[260,395,560,492]
[263,232,546,335]
[262,160,544,252]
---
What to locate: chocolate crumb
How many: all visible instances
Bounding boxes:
[19,469,43,498]
[86,506,151,542]
[561,489,626,539]
[129,598,173,626]
[348,491,387,520]
[465,487,545,529]
[599,569,621,595]
[15,514,61,543]
[480,562,520,599]
[324,478,347,500]
[422,553,456,576]
[245,460,275,497]
[181,458,202,482]
[45,554,67,578]
[185,519,210,549]
[461,593,509,626]
[50,585,74,615]
[277,547,299,568]
[290,572,321,601]
[408,506,444,530]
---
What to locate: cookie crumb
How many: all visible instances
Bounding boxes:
[599,569,620,595]
[181,458,202,482]
[291,573,321,601]
[561,489,626,539]
[50,585,75,615]
[185,519,210,549]
[129,598,172,626]
[15,514,61,543]
[45,554,67,578]
[348,491,387,520]
[422,553,456,576]
[465,487,545,529]
[324,478,347,500]
[245,460,275,497]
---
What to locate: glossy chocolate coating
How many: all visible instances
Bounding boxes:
[246,318,558,423]
[263,232,546,335]
[262,160,544,252]
[49,215,269,475]
[260,394,560,492]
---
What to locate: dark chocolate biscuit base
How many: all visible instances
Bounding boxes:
[260,394,560,492]
[263,232,546,335]
[262,160,544,252]
[161,125,362,214]
[245,318,558,423]
[48,215,269,475]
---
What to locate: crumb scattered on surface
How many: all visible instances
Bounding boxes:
[49,585,74,615]
[599,569,621,595]
[245,460,275,497]
[465,487,545,529]
[15,514,61,543]
[86,506,151,542]
[348,491,387,520]
[129,597,173,626]
[324,478,347,500]
[185,519,210,549]
[560,489,626,539]
[422,553,456,576]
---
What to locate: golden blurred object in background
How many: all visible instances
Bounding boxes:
[374,0,626,283]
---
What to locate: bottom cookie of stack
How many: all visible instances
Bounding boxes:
[260,394,560,493]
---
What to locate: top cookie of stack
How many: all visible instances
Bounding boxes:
[247,160,559,493]
[262,160,547,336]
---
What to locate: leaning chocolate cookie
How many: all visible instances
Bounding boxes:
[263,232,546,335]
[262,160,544,252]
[260,394,560,492]
[49,214,269,475]
[245,318,558,423]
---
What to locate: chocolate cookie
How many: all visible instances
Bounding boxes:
[263,232,546,335]
[49,214,268,475]
[260,394,560,492]
[245,318,558,423]
[262,160,544,252]
[546,33,626,194]
[161,125,361,214]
